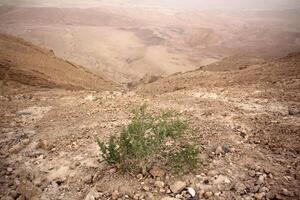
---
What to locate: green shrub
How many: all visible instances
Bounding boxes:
[167,144,199,173]
[97,105,198,173]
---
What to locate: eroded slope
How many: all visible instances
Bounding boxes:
[0,34,119,93]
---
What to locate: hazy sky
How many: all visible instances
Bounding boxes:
[105,0,300,10]
[1,0,300,10]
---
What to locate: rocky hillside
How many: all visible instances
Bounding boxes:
[0,34,119,94]
[0,35,299,200]
[137,53,300,102]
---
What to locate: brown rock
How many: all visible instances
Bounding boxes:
[170,181,186,194]
[149,166,165,177]
[155,181,165,188]
[204,191,213,198]
[119,185,134,196]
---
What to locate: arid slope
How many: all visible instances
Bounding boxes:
[137,53,300,102]
[0,34,119,93]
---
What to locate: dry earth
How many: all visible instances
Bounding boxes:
[0,34,299,200]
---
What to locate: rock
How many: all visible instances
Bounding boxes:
[142,186,150,191]
[248,170,256,177]
[133,193,140,200]
[215,146,224,155]
[161,197,178,200]
[16,110,32,116]
[9,191,18,199]
[6,167,13,174]
[259,187,269,193]
[146,192,155,200]
[256,175,265,185]
[170,181,186,194]
[187,187,196,197]
[244,196,254,200]
[9,139,31,154]
[85,188,101,200]
[111,190,120,200]
[288,108,300,116]
[254,192,266,200]
[234,182,246,195]
[119,185,134,196]
[281,188,294,196]
[83,174,93,184]
[249,185,260,193]
[213,175,231,185]
[159,188,166,193]
[155,181,165,188]
[266,192,276,199]
[109,168,117,174]
[137,174,143,180]
[197,189,205,198]
[215,145,230,155]
[149,166,165,177]
[204,191,213,198]
[1,196,14,200]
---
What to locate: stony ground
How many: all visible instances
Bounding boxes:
[0,79,299,200]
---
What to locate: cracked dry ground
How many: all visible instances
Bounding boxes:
[0,83,299,200]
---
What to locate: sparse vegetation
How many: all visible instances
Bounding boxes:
[167,144,199,174]
[97,104,199,173]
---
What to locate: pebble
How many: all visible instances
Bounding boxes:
[256,175,265,185]
[234,182,246,195]
[7,167,13,172]
[149,166,165,178]
[84,188,101,200]
[259,187,269,193]
[111,190,120,200]
[161,197,178,200]
[133,193,140,200]
[83,174,93,184]
[143,186,150,191]
[146,192,154,200]
[281,188,294,196]
[213,175,231,185]
[254,192,266,200]
[170,181,186,194]
[109,168,117,174]
[215,146,224,155]
[187,187,196,197]
[159,188,166,193]
[204,191,213,198]
[137,174,143,180]
[119,185,135,196]
[154,181,165,188]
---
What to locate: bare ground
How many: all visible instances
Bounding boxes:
[0,52,299,199]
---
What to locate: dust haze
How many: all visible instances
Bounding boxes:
[1,0,300,10]
[1,0,299,82]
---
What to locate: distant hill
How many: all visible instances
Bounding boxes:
[0,34,119,92]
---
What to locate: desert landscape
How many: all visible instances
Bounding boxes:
[0,1,300,82]
[0,1,300,200]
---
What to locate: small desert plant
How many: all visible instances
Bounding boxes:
[167,144,199,173]
[97,104,198,173]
